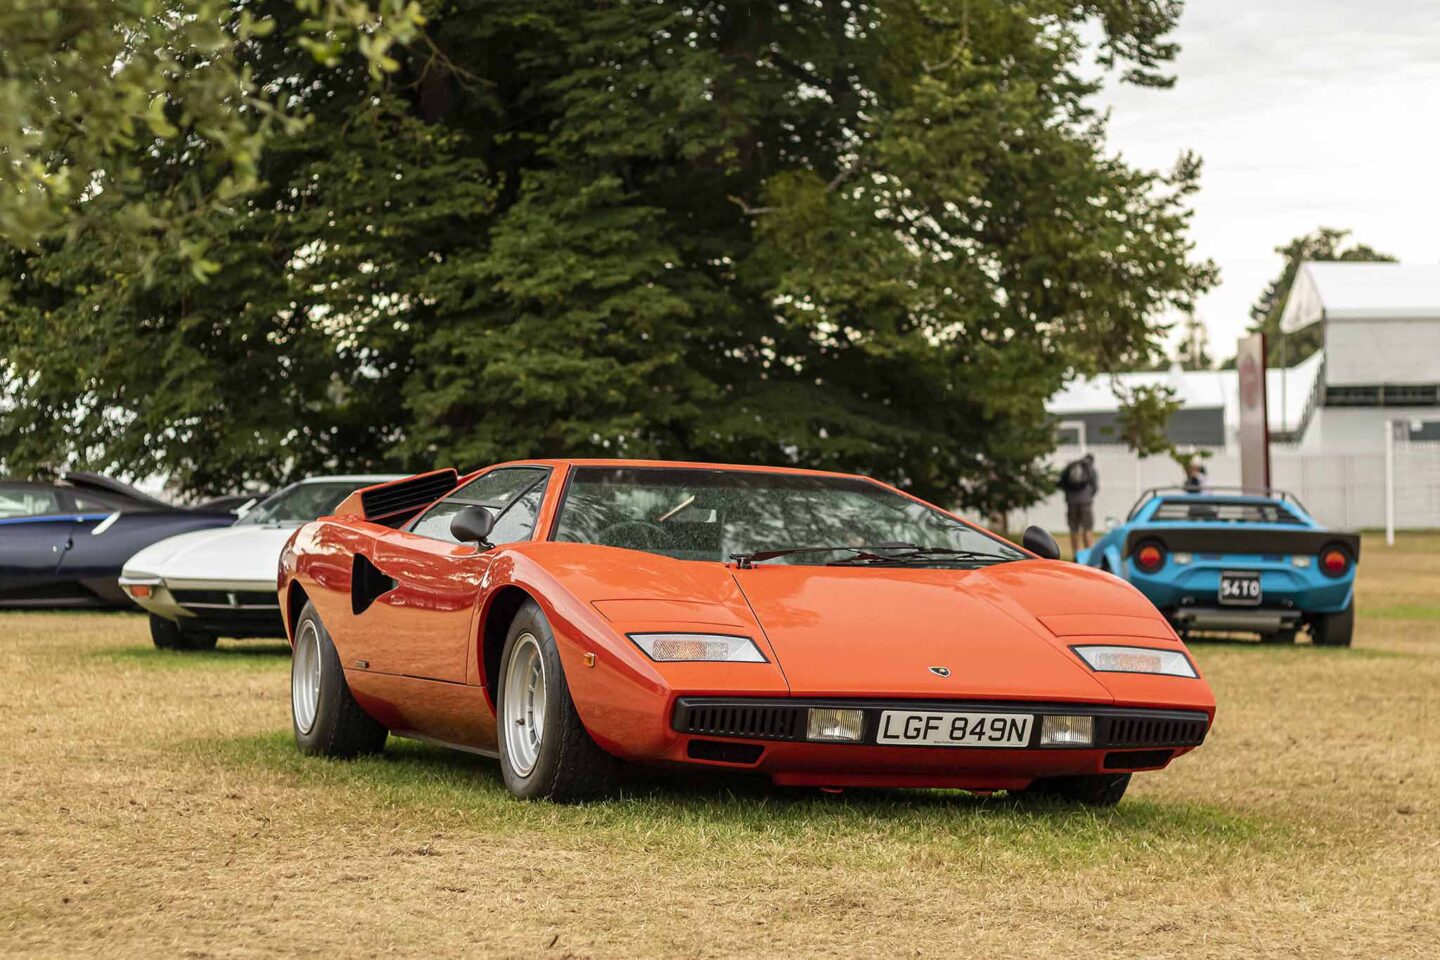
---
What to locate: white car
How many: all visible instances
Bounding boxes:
[120,475,401,650]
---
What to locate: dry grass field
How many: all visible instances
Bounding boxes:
[2,535,1438,958]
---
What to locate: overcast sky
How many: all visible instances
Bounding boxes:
[1095,0,1440,361]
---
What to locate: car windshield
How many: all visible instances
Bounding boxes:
[1151,498,1303,524]
[237,481,369,526]
[552,467,1025,567]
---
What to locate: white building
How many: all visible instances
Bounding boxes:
[1280,261,1440,450]
[1023,261,1440,530]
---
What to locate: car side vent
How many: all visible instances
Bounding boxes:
[351,554,396,616]
[1104,715,1208,749]
[675,702,803,741]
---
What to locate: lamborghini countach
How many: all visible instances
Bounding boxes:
[278,461,1215,805]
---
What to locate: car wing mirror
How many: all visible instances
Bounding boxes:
[449,505,495,546]
[1022,525,1061,560]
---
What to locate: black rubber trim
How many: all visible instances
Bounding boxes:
[672,697,1209,750]
[1123,527,1360,561]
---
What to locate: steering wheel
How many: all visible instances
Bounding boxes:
[597,519,667,551]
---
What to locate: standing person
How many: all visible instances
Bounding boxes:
[1183,457,1208,493]
[1058,453,1098,558]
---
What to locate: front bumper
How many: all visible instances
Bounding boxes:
[118,576,286,638]
[664,697,1209,789]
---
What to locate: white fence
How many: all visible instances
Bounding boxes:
[1008,441,1440,532]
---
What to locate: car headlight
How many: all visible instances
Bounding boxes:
[628,633,767,663]
[1072,644,1197,678]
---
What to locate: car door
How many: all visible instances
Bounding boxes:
[0,485,86,603]
[366,466,552,683]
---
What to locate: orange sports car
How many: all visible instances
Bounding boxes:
[278,460,1214,805]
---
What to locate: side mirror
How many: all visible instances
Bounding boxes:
[1022,525,1061,560]
[449,505,495,545]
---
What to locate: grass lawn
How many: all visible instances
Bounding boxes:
[2,535,1438,958]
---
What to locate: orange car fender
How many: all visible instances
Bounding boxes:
[474,551,681,760]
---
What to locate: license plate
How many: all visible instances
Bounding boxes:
[875,711,1033,748]
[1219,570,1262,606]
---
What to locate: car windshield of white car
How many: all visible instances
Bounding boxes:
[237,482,366,525]
[552,467,1025,567]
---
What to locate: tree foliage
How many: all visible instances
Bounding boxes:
[1240,227,1395,367]
[1,0,1215,514]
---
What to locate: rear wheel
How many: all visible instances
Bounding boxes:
[1311,603,1355,647]
[1017,773,1131,807]
[291,602,388,757]
[497,601,620,802]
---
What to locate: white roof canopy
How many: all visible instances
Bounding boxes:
[1280,261,1440,333]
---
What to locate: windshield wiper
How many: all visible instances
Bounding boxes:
[826,545,1019,567]
[730,543,917,569]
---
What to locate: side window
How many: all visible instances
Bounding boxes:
[409,468,550,545]
[72,495,118,514]
[0,485,62,519]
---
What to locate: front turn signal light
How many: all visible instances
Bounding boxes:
[1040,715,1094,746]
[807,708,865,742]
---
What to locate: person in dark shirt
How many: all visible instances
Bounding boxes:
[1058,453,1098,558]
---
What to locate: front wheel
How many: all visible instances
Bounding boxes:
[497,601,620,802]
[291,602,388,757]
[1311,604,1355,647]
[150,614,217,651]
[1016,773,1131,807]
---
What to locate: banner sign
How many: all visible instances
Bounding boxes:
[1236,333,1270,491]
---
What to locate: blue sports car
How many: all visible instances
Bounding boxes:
[1078,487,1359,646]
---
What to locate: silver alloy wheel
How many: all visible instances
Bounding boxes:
[292,619,322,736]
[502,632,547,777]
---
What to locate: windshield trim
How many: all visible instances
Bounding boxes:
[544,463,1027,562]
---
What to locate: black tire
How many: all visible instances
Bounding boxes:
[1017,773,1131,807]
[150,614,184,650]
[497,601,620,802]
[291,602,388,758]
[178,623,218,651]
[1311,603,1355,647]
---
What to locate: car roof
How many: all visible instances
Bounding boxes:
[494,458,870,481]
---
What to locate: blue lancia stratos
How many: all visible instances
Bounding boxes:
[1078,487,1359,646]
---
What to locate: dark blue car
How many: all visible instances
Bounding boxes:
[0,472,236,609]
[1078,487,1359,646]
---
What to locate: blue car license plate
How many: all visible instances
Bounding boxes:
[1219,571,1262,606]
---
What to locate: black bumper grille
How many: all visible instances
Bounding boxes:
[673,697,1209,750]
[1102,715,1208,748]
[680,703,803,741]
[170,589,278,608]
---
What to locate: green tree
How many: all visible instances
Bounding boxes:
[2,1,1215,517]
[0,0,425,278]
[1228,227,1395,368]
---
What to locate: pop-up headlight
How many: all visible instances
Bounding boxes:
[628,633,766,663]
[1072,645,1197,678]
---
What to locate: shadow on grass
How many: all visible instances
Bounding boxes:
[95,641,291,667]
[207,731,1279,867]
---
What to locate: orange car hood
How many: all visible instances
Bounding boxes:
[732,561,1144,702]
